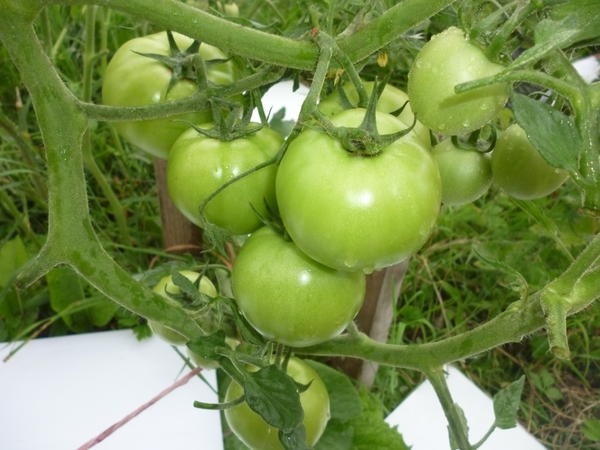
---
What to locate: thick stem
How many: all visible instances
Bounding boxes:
[41,0,455,69]
[426,367,471,450]
[0,4,205,342]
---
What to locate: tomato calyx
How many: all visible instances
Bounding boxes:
[314,77,417,156]
[450,124,497,154]
[133,30,230,95]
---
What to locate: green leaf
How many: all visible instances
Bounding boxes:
[88,294,119,327]
[0,236,28,288]
[448,403,468,450]
[243,364,304,431]
[187,330,227,360]
[493,376,525,429]
[314,420,354,450]
[279,425,309,450]
[582,418,600,441]
[511,93,580,172]
[269,107,295,137]
[304,360,362,422]
[511,1,600,69]
[47,266,86,332]
[351,388,409,450]
[549,0,600,42]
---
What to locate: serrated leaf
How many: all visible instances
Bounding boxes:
[493,376,525,429]
[511,93,580,172]
[0,237,28,288]
[243,364,304,431]
[305,360,362,422]
[549,0,600,42]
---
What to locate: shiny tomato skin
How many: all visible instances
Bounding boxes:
[102,32,234,159]
[232,227,365,347]
[408,27,508,136]
[148,270,217,345]
[318,81,431,147]
[167,125,282,235]
[432,139,492,206]
[276,108,441,273]
[224,357,330,450]
[492,124,569,199]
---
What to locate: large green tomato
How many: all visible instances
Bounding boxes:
[276,108,441,273]
[318,81,431,147]
[148,270,217,345]
[432,139,492,206]
[224,358,330,450]
[408,27,509,136]
[102,32,234,159]
[232,227,365,347]
[492,124,569,199]
[167,125,282,234]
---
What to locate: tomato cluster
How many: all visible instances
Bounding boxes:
[103,26,571,449]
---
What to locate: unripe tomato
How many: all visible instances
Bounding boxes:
[277,108,441,273]
[492,124,569,199]
[232,227,365,347]
[318,81,431,147]
[102,32,235,159]
[167,125,282,234]
[148,270,217,345]
[408,27,509,136]
[432,139,492,206]
[224,358,330,450]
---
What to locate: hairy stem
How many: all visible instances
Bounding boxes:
[426,367,471,450]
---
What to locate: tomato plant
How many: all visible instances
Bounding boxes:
[102,31,235,159]
[148,270,217,345]
[224,358,330,450]
[432,138,492,206]
[318,80,431,147]
[492,124,569,200]
[277,108,440,273]
[407,27,509,136]
[167,124,282,234]
[232,227,365,347]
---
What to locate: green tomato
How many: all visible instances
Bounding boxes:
[167,125,282,234]
[148,270,217,345]
[102,31,234,159]
[432,139,492,206]
[408,27,509,136]
[224,358,330,450]
[232,227,365,347]
[492,124,569,199]
[276,108,441,273]
[318,81,431,147]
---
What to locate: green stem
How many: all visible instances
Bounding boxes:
[41,0,455,69]
[472,424,496,449]
[426,367,471,450]
[455,69,581,103]
[78,66,283,122]
[575,89,600,211]
[540,290,570,359]
[0,3,205,343]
